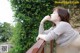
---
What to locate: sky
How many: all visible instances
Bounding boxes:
[0,0,14,26]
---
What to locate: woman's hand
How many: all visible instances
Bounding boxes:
[36,34,44,41]
[36,35,40,41]
[41,15,51,24]
[36,34,46,41]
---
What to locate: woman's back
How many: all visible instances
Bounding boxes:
[55,21,79,47]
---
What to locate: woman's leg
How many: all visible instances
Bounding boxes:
[56,45,65,53]
[70,35,80,48]
[56,35,80,53]
[56,45,79,53]
[70,35,80,53]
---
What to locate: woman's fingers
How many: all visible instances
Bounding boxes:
[44,15,51,20]
[36,36,40,41]
[41,15,51,22]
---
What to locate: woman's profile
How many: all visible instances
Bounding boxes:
[36,7,80,53]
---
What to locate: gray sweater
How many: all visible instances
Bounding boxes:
[38,21,79,47]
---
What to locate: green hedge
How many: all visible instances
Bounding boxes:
[9,0,54,53]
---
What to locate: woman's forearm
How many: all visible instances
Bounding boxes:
[39,20,54,34]
[38,15,51,34]
[38,21,45,34]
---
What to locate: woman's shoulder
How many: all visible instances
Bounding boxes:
[58,21,71,27]
[60,21,70,25]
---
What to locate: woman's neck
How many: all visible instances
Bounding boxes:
[53,21,61,26]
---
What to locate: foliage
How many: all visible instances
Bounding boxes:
[9,0,54,53]
[0,22,13,42]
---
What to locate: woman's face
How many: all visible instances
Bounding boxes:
[50,9,61,22]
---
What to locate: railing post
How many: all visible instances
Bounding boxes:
[41,48,44,53]
[50,40,53,53]
[26,39,54,53]
[26,39,45,53]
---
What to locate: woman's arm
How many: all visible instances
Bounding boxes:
[37,31,58,41]
[39,22,54,34]
[37,22,68,41]
[38,15,51,34]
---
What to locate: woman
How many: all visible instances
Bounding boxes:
[36,7,80,53]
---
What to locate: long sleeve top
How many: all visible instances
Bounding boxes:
[38,21,79,47]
